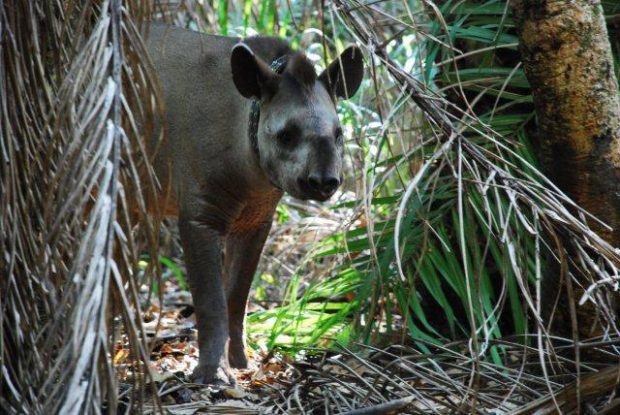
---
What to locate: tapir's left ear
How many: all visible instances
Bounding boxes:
[319,45,364,100]
[231,43,279,99]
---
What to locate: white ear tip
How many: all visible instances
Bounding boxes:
[232,43,254,56]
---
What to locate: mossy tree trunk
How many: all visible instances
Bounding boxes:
[513,0,620,338]
[513,0,620,246]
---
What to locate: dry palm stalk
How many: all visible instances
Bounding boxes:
[508,364,620,415]
[1,0,162,413]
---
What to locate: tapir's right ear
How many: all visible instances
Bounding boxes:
[319,45,364,100]
[231,43,279,99]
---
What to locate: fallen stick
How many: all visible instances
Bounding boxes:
[508,365,620,415]
[344,396,415,415]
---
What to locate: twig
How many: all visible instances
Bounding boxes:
[343,396,415,415]
[508,365,620,415]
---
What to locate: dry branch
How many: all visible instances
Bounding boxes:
[343,396,415,414]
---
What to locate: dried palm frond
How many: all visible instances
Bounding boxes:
[1,0,161,413]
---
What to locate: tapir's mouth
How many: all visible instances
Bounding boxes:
[299,188,337,202]
[289,177,339,202]
[314,190,336,201]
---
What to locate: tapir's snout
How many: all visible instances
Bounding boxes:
[298,173,341,201]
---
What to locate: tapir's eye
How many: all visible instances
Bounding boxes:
[276,125,300,146]
[276,130,292,144]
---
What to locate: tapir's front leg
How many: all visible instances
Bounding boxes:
[224,220,274,368]
[178,214,233,384]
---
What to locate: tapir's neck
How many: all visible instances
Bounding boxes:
[247,55,289,164]
[239,42,291,193]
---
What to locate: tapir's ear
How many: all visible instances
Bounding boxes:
[319,45,364,100]
[231,43,279,99]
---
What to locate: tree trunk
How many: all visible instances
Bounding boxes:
[513,0,620,338]
[513,0,620,246]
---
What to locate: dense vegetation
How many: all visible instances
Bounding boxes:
[2,0,619,413]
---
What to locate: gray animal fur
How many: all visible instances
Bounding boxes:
[146,23,363,384]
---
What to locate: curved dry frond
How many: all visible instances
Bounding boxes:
[0,0,162,413]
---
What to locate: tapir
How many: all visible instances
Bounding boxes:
[146,23,363,384]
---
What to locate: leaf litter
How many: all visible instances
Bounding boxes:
[109,272,620,414]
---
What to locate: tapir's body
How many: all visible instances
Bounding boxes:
[146,24,363,383]
[148,24,286,217]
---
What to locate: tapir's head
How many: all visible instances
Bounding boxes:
[231,43,363,201]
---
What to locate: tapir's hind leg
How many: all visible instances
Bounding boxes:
[224,220,274,368]
[178,215,234,384]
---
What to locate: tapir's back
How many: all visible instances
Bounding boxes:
[147,24,241,132]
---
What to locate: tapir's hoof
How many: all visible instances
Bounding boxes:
[191,365,236,386]
[228,350,248,369]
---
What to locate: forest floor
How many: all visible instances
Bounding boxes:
[114,277,291,414]
[113,275,620,415]
[115,269,433,414]
[108,206,620,414]
[111,275,620,414]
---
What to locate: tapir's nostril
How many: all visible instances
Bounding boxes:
[308,174,322,191]
[305,174,340,194]
[323,176,340,192]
